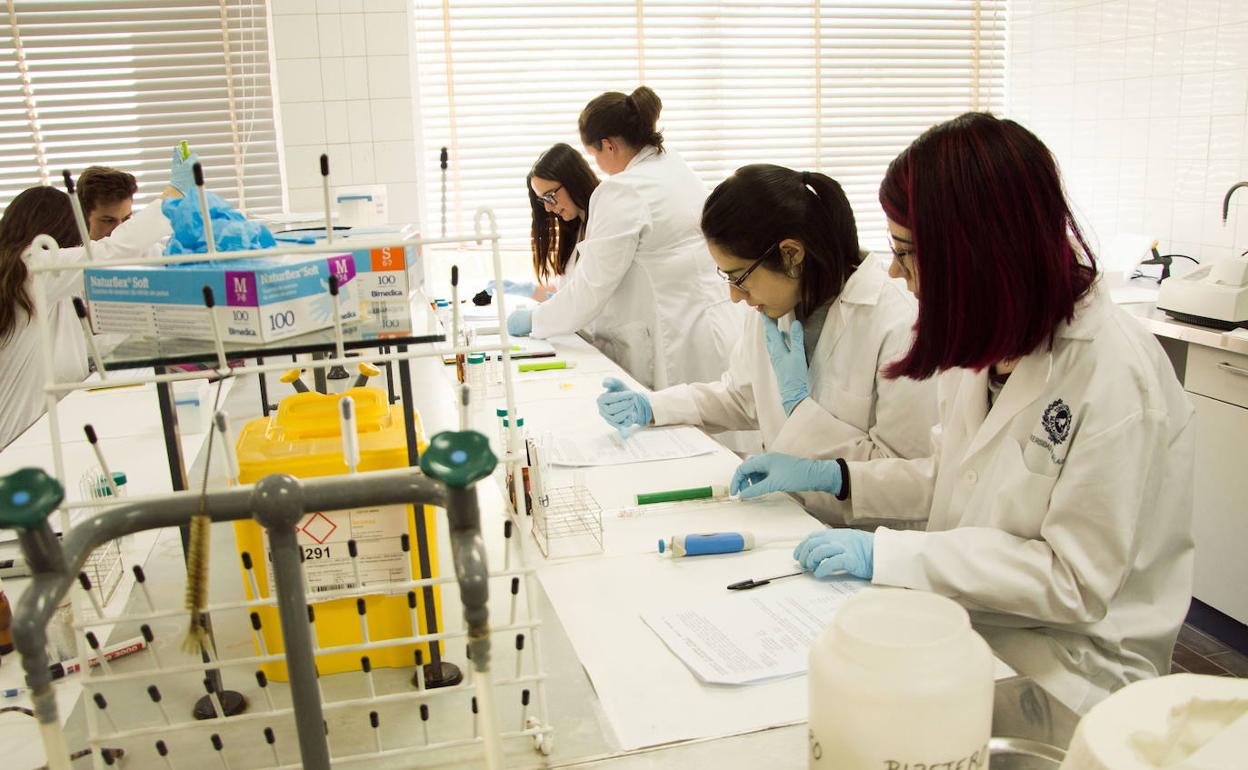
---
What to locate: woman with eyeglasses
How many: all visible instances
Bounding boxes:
[506,87,742,390]
[730,113,1194,714]
[596,164,938,526]
[491,143,598,303]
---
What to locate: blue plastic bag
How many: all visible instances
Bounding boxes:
[163,192,277,255]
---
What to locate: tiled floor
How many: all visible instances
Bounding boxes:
[1171,623,1248,677]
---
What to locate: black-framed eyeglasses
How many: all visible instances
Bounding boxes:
[716,242,779,291]
[536,184,563,206]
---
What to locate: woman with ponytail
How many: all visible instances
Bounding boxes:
[506,86,742,391]
[596,164,938,526]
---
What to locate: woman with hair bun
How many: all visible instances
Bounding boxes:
[506,86,741,391]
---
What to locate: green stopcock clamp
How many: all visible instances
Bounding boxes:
[420,431,496,488]
[0,468,65,530]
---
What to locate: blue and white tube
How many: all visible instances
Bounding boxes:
[658,532,755,557]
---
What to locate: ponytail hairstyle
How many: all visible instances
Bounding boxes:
[0,186,82,341]
[527,143,600,282]
[578,86,664,153]
[702,164,862,317]
[878,112,1097,379]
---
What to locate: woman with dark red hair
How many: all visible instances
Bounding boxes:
[730,112,1194,713]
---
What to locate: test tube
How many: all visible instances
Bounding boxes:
[155,739,173,770]
[520,689,531,731]
[133,565,155,609]
[320,154,333,244]
[509,576,520,626]
[412,648,424,691]
[401,533,413,584]
[515,633,525,680]
[465,643,473,684]
[201,287,228,372]
[78,572,106,619]
[307,604,319,650]
[92,692,119,733]
[72,299,107,380]
[420,703,430,745]
[329,275,345,363]
[203,676,227,720]
[255,670,275,710]
[339,397,359,474]
[240,552,261,600]
[84,631,113,676]
[471,696,479,738]
[370,711,383,753]
[348,540,363,591]
[140,624,161,668]
[263,727,279,765]
[503,519,513,572]
[357,597,370,644]
[249,612,269,657]
[210,733,231,769]
[213,411,239,485]
[61,170,94,261]
[147,684,173,725]
[361,655,376,699]
[406,591,420,644]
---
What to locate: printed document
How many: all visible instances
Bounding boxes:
[642,577,868,685]
[545,426,720,467]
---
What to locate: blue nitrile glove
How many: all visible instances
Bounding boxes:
[170,145,200,196]
[597,377,652,437]
[763,315,810,416]
[507,307,533,337]
[487,279,555,301]
[729,453,843,501]
[793,528,874,579]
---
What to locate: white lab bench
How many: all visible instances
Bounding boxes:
[1118,300,1248,627]
[0,306,1060,768]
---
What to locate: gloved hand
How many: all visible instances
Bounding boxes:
[793,528,874,579]
[763,315,810,416]
[507,307,533,337]
[597,377,652,437]
[170,145,200,196]
[729,453,843,500]
[487,279,556,301]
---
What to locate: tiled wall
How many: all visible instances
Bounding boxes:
[270,0,421,225]
[1007,0,1248,264]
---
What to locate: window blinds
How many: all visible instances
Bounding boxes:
[412,0,1005,250]
[0,0,281,213]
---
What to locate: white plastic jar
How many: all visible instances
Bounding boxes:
[808,588,994,770]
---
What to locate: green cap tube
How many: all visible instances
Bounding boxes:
[636,485,728,506]
[518,360,575,372]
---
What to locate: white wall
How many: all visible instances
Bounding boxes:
[1007,0,1248,264]
[270,0,421,225]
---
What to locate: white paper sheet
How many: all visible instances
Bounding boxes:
[642,578,868,685]
[545,426,719,467]
[538,548,1019,751]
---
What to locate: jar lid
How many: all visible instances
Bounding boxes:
[503,417,524,427]
[496,407,509,417]
[467,353,486,364]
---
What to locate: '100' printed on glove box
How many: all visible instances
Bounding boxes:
[85,253,360,343]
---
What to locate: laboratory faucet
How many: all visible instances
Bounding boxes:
[1223,181,1248,224]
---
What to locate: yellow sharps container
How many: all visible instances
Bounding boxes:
[234,385,442,681]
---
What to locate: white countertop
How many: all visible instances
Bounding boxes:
[1110,285,1248,356]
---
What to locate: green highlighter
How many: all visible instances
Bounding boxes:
[637,484,729,506]
[179,140,191,161]
[518,360,576,373]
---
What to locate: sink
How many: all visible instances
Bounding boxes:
[989,676,1081,768]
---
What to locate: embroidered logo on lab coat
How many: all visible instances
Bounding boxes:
[1042,399,1072,444]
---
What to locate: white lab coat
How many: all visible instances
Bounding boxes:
[649,255,938,525]
[845,284,1194,714]
[529,146,743,390]
[0,200,171,448]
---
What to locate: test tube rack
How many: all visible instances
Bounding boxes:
[12,157,555,769]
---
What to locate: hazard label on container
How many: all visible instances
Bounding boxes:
[263,504,410,594]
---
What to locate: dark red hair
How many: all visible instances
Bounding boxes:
[879,112,1096,380]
